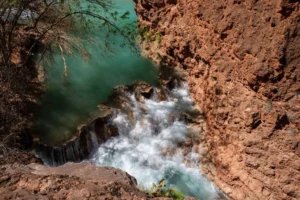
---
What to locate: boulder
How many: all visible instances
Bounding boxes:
[0,162,147,199]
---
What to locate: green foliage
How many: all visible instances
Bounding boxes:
[138,23,162,44]
[147,179,185,200]
[138,24,152,42]
[0,0,137,68]
[144,31,152,42]
[155,31,162,44]
[167,188,186,200]
[138,24,149,35]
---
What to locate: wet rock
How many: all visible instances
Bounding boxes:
[132,81,154,101]
[35,108,118,166]
[159,65,186,90]
[164,77,179,91]
[108,81,158,107]
[108,85,133,108]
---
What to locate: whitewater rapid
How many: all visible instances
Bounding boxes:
[88,83,223,199]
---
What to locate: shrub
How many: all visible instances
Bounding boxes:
[147,179,185,200]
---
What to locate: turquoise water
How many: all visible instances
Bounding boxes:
[34,0,158,145]
[35,1,225,199]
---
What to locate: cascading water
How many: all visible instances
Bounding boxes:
[89,83,225,199]
[34,0,227,198]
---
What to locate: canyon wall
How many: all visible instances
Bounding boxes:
[134,0,300,199]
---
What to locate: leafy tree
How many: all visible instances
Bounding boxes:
[0,0,136,145]
[0,0,135,69]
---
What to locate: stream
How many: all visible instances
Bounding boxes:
[35,0,225,199]
[88,83,223,199]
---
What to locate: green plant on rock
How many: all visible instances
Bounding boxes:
[138,24,153,42]
[147,179,185,200]
[138,23,148,34]
[155,31,162,44]
[144,31,152,42]
[167,188,186,200]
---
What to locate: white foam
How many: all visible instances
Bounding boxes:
[89,84,221,199]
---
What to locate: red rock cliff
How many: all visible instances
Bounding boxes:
[135,0,300,199]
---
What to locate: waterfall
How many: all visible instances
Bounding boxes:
[35,111,118,166]
[89,83,225,199]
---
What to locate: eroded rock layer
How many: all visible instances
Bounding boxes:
[0,163,147,199]
[134,0,300,199]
